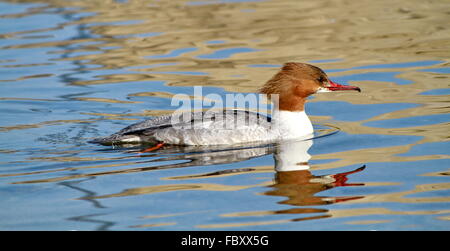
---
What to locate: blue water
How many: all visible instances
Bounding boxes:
[0,0,449,231]
[197,47,261,59]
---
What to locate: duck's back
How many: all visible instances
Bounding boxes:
[90,110,272,145]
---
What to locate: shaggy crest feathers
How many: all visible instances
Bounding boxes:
[258,62,329,111]
[259,62,327,97]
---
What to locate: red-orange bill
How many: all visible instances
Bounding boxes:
[327,80,361,92]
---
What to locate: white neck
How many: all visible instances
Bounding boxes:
[271,109,314,139]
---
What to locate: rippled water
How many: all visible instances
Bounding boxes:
[0,0,449,230]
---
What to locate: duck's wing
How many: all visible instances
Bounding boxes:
[89,113,178,145]
[90,110,271,145]
[119,110,271,134]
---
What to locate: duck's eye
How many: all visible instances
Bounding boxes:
[317,76,325,83]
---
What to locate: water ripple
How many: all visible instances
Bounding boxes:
[0,0,449,230]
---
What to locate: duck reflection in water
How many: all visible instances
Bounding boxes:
[266,139,365,208]
[132,136,365,208]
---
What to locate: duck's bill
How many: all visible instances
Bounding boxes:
[323,80,361,92]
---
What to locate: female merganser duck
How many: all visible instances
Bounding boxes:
[91,62,360,148]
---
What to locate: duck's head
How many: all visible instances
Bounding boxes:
[259,62,360,111]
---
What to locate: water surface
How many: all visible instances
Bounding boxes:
[0,0,449,230]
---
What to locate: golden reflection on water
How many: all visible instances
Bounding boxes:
[1,0,449,229]
[2,0,448,136]
[197,208,450,229]
[4,0,450,88]
[7,137,446,228]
